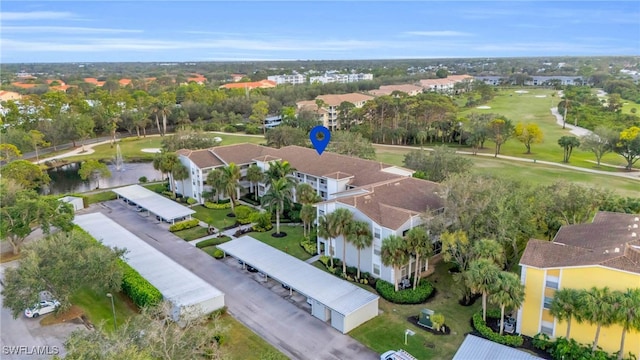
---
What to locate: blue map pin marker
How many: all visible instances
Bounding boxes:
[310,125,331,155]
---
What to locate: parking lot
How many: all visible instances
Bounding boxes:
[1,262,85,360]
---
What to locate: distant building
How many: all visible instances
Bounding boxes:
[369,84,423,97]
[0,91,23,101]
[309,73,373,84]
[230,73,246,82]
[296,93,374,130]
[219,80,277,90]
[267,74,306,85]
[419,75,473,93]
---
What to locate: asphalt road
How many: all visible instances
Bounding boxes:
[88,200,379,360]
[0,263,85,360]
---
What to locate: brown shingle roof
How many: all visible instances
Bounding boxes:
[331,177,443,230]
[176,149,224,168]
[520,212,640,274]
[369,84,423,96]
[210,143,278,165]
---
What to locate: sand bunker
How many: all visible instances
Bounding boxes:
[476,106,491,109]
[535,95,547,98]
[141,148,162,153]
[514,90,529,94]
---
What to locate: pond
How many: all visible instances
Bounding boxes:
[41,162,163,195]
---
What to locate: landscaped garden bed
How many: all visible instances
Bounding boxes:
[406,316,451,335]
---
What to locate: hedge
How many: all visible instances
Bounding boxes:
[204,201,232,209]
[169,219,200,232]
[472,310,523,347]
[375,279,434,304]
[196,236,231,248]
[234,205,256,224]
[119,260,163,308]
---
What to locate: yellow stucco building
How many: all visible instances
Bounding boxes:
[518,212,640,357]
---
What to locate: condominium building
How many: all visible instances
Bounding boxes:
[267,74,306,85]
[296,93,374,130]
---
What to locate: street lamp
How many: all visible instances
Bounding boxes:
[106,293,117,331]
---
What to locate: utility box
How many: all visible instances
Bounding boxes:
[417,308,434,329]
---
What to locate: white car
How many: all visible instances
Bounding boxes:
[24,300,60,318]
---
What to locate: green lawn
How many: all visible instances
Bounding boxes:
[350,260,480,360]
[191,205,235,230]
[63,133,266,163]
[374,146,640,197]
[172,226,209,241]
[69,287,138,332]
[248,225,310,261]
[217,313,288,360]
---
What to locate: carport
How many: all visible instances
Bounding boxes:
[113,185,195,224]
[75,213,225,323]
[217,236,379,334]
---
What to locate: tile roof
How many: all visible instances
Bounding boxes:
[369,84,423,96]
[330,177,443,230]
[84,78,105,86]
[316,93,374,106]
[119,79,132,86]
[11,82,37,89]
[176,148,224,168]
[220,80,276,90]
[520,212,640,274]
[0,91,23,101]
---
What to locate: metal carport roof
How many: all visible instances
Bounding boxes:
[74,213,223,309]
[452,335,544,360]
[112,185,195,221]
[217,236,378,316]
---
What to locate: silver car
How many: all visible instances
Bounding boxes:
[24,300,60,318]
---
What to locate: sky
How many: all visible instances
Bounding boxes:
[1,1,639,63]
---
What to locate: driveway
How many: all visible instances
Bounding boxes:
[0,262,85,360]
[87,201,379,360]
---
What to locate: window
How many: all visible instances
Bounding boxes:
[402,229,409,237]
[374,228,381,239]
[541,321,554,336]
[373,264,380,276]
[319,210,325,217]
[545,280,559,290]
[374,245,381,257]
[543,296,553,309]
[320,179,326,184]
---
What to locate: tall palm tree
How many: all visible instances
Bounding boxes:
[465,258,501,321]
[153,152,180,197]
[171,162,190,198]
[613,288,640,360]
[221,163,241,214]
[550,288,582,339]
[296,182,320,205]
[318,213,340,268]
[381,235,410,292]
[153,97,173,136]
[206,168,226,202]
[580,286,615,352]
[261,178,294,235]
[300,204,316,237]
[472,239,505,268]
[405,227,432,290]
[489,271,525,335]
[346,220,372,279]
[332,208,354,275]
[246,164,263,201]
[265,160,296,183]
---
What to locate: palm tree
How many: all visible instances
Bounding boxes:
[331,208,354,275]
[221,163,241,214]
[472,239,505,268]
[405,227,431,290]
[265,160,296,183]
[206,168,226,202]
[153,152,180,197]
[261,178,294,235]
[489,272,525,335]
[155,98,173,136]
[381,235,410,292]
[613,288,640,360]
[246,164,263,201]
[346,220,372,279]
[465,258,501,321]
[580,286,615,352]
[171,162,190,198]
[300,204,316,237]
[550,288,582,339]
[318,213,340,268]
[296,182,320,205]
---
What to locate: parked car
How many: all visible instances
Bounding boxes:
[24,300,60,318]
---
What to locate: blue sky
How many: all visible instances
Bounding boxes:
[1,1,639,63]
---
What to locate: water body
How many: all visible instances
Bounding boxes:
[41,162,163,195]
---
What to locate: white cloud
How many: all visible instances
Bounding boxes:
[0,11,75,21]
[404,31,472,37]
[1,26,142,34]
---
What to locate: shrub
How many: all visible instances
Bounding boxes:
[253,211,272,229]
[234,205,256,224]
[319,255,331,267]
[204,201,232,209]
[203,122,221,131]
[196,236,231,248]
[233,123,246,132]
[213,248,224,259]
[532,333,621,360]
[431,313,446,332]
[169,218,200,232]
[120,260,163,308]
[300,239,317,255]
[375,279,434,304]
[222,125,237,133]
[472,311,523,347]
[186,197,197,205]
[138,176,148,183]
[245,124,261,134]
